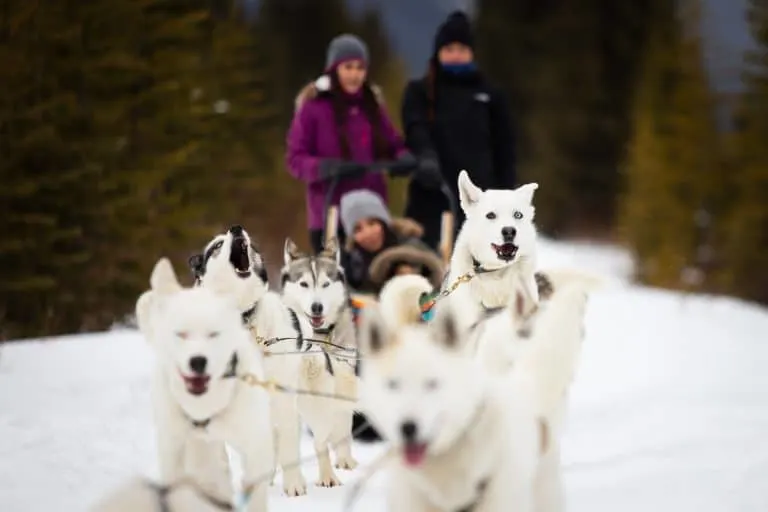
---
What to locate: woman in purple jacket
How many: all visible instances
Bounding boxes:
[286,34,417,253]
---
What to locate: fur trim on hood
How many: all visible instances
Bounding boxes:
[368,241,445,289]
[294,76,385,112]
[390,217,423,239]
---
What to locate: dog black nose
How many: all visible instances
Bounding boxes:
[501,226,517,242]
[189,355,208,375]
[311,302,323,316]
[400,420,418,442]
[228,225,244,237]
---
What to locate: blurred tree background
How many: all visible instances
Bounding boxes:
[0,0,765,339]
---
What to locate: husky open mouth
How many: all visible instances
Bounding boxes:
[181,373,210,396]
[491,242,518,262]
[229,237,252,278]
[307,315,325,329]
[403,442,429,466]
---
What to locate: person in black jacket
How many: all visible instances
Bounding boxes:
[401,10,517,250]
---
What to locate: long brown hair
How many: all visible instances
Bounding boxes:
[329,71,390,160]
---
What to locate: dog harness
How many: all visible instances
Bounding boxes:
[145,479,235,511]
[454,478,491,512]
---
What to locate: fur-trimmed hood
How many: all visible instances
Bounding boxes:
[363,217,445,289]
[294,76,385,112]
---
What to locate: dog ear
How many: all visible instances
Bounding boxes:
[321,237,341,266]
[283,237,301,265]
[514,182,539,205]
[150,258,182,295]
[135,290,156,343]
[358,306,391,356]
[431,302,462,350]
[457,170,482,212]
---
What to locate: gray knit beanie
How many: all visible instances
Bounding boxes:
[325,34,369,71]
[340,190,391,236]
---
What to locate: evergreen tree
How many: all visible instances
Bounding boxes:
[255,0,356,132]
[475,0,659,236]
[619,0,725,291]
[720,0,768,304]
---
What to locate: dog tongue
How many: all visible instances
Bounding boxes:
[403,443,428,466]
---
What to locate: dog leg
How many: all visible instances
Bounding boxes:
[533,442,565,512]
[271,394,307,497]
[298,395,342,486]
[156,428,185,485]
[234,441,270,512]
[331,411,358,470]
[313,432,341,487]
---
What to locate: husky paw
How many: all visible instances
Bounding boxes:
[316,473,342,488]
[282,475,307,497]
[334,456,358,470]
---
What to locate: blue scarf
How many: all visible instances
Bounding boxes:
[440,62,477,75]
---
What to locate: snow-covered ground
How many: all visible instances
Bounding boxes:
[1,238,768,512]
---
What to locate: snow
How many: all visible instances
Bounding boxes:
[2,238,768,512]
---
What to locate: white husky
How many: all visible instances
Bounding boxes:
[133,258,272,512]
[355,299,568,512]
[440,170,542,337]
[189,225,311,496]
[472,279,591,512]
[280,237,359,486]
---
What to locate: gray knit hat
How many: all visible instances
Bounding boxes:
[340,190,391,236]
[325,34,369,71]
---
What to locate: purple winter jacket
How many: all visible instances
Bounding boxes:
[286,81,407,230]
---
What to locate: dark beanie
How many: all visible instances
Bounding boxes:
[433,11,474,54]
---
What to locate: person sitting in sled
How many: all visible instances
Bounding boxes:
[285,33,417,254]
[339,189,444,296]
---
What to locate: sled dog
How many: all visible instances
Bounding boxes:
[188,225,310,497]
[355,300,570,512]
[134,258,272,512]
[280,237,359,485]
[471,278,591,512]
[440,170,542,337]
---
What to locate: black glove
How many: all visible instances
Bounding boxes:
[388,151,418,177]
[318,159,366,181]
[413,154,443,190]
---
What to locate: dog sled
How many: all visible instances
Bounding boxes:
[319,160,458,318]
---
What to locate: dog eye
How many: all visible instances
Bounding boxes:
[386,379,400,391]
[175,331,189,340]
[424,378,439,391]
[214,240,223,250]
[513,211,523,220]
[299,281,309,288]
[321,281,330,288]
[208,331,220,339]
[485,212,496,220]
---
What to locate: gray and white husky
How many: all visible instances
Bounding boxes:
[280,237,359,485]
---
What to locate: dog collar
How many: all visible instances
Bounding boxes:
[471,256,506,275]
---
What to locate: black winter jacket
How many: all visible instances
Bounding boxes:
[401,67,516,249]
